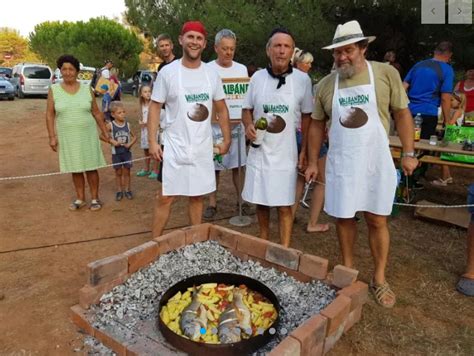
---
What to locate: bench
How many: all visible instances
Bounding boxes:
[391,149,474,169]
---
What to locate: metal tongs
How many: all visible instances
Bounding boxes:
[300,179,313,208]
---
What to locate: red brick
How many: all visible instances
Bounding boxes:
[153,229,186,254]
[290,314,327,356]
[332,265,359,289]
[265,244,301,270]
[298,254,329,280]
[320,294,351,335]
[87,254,128,286]
[343,305,362,334]
[323,324,345,354]
[79,275,128,309]
[209,225,239,249]
[236,233,271,259]
[123,241,159,274]
[337,281,368,311]
[70,305,94,336]
[183,223,211,245]
[268,335,301,356]
[94,327,127,356]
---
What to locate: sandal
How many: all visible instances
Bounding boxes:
[136,169,151,177]
[431,177,453,187]
[69,199,86,211]
[369,280,396,308]
[90,199,102,211]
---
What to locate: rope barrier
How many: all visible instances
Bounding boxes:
[1,157,472,208]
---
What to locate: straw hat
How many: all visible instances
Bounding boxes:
[322,20,375,50]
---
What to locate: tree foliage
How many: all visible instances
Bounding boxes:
[0,28,40,66]
[29,18,143,77]
[125,0,473,76]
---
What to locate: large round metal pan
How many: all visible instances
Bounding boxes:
[157,273,280,356]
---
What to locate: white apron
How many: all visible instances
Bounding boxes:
[242,73,298,206]
[325,61,397,218]
[162,61,215,196]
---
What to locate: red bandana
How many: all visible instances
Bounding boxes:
[181,21,207,37]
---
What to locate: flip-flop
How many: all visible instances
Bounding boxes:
[456,277,474,297]
[306,224,330,233]
[90,199,102,211]
[369,280,396,308]
[69,199,86,211]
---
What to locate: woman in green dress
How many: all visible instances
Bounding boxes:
[46,55,109,211]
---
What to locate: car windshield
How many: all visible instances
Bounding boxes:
[24,67,51,79]
[0,68,12,77]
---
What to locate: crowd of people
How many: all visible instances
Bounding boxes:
[45,19,474,309]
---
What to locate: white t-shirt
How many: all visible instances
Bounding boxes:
[243,68,313,127]
[101,67,110,79]
[151,60,225,129]
[207,60,248,78]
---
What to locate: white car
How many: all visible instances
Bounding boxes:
[10,63,53,98]
[53,64,96,87]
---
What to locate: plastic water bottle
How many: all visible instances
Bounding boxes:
[414,113,423,141]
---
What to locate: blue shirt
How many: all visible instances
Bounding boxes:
[404,59,454,116]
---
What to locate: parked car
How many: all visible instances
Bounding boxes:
[10,63,53,98]
[121,70,155,97]
[0,67,12,79]
[0,77,15,100]
[52,64,96,87]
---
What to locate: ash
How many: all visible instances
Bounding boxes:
[91,240,336,354]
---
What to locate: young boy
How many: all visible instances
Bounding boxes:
[108,102,137,200]
[101,83,112,122]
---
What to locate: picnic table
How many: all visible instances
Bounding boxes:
[389,135,474,168]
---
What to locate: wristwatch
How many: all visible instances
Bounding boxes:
[401,152,416,158]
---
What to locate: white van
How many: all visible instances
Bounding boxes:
[53,64,96,87]
[10,63,53,98]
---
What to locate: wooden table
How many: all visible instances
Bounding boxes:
[389,135,474,168]
[389,135,474,156]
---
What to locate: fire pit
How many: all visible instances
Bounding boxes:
[71,224,368,355]
[158,273,280,355]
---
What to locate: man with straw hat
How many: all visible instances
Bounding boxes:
[305,20,418,308]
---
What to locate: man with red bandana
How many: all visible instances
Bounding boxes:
[148,21,231,236]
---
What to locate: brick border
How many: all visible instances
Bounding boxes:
[72,224,368,355]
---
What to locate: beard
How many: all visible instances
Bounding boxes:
[183,46,203,61]
[336,63,355,79]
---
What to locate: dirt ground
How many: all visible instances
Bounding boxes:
[0,95,473,356]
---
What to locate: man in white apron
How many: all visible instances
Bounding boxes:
[305,21,418,308]
[148,21,231,237]
[204,28,249,220]
[242,28,313,247]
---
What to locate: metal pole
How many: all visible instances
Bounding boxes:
[229,123,251,226]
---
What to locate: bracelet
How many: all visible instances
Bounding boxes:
[401,152,416,158]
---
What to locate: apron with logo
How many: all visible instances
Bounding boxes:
[242,73,298,206]
[162,61,215,196]
[325,61,397,218]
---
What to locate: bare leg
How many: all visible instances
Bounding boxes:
[441,166,452,180]
[231,167,244,202]
[464,222,474,279]
[152,158,159,174]
[189,196,204,225]
[291,175,305,218]
[307,156,329,232]
[144,149,151,171]
[208,171,220,208]
[115,167,123,191]
[336,217,357,268]
[85,170,100,200]
[123,167,131,191]
[364,211,395,306]
[256,205,270,240]
[152,189,175,237]
[278,206,293,247]
[72,173,86,201]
